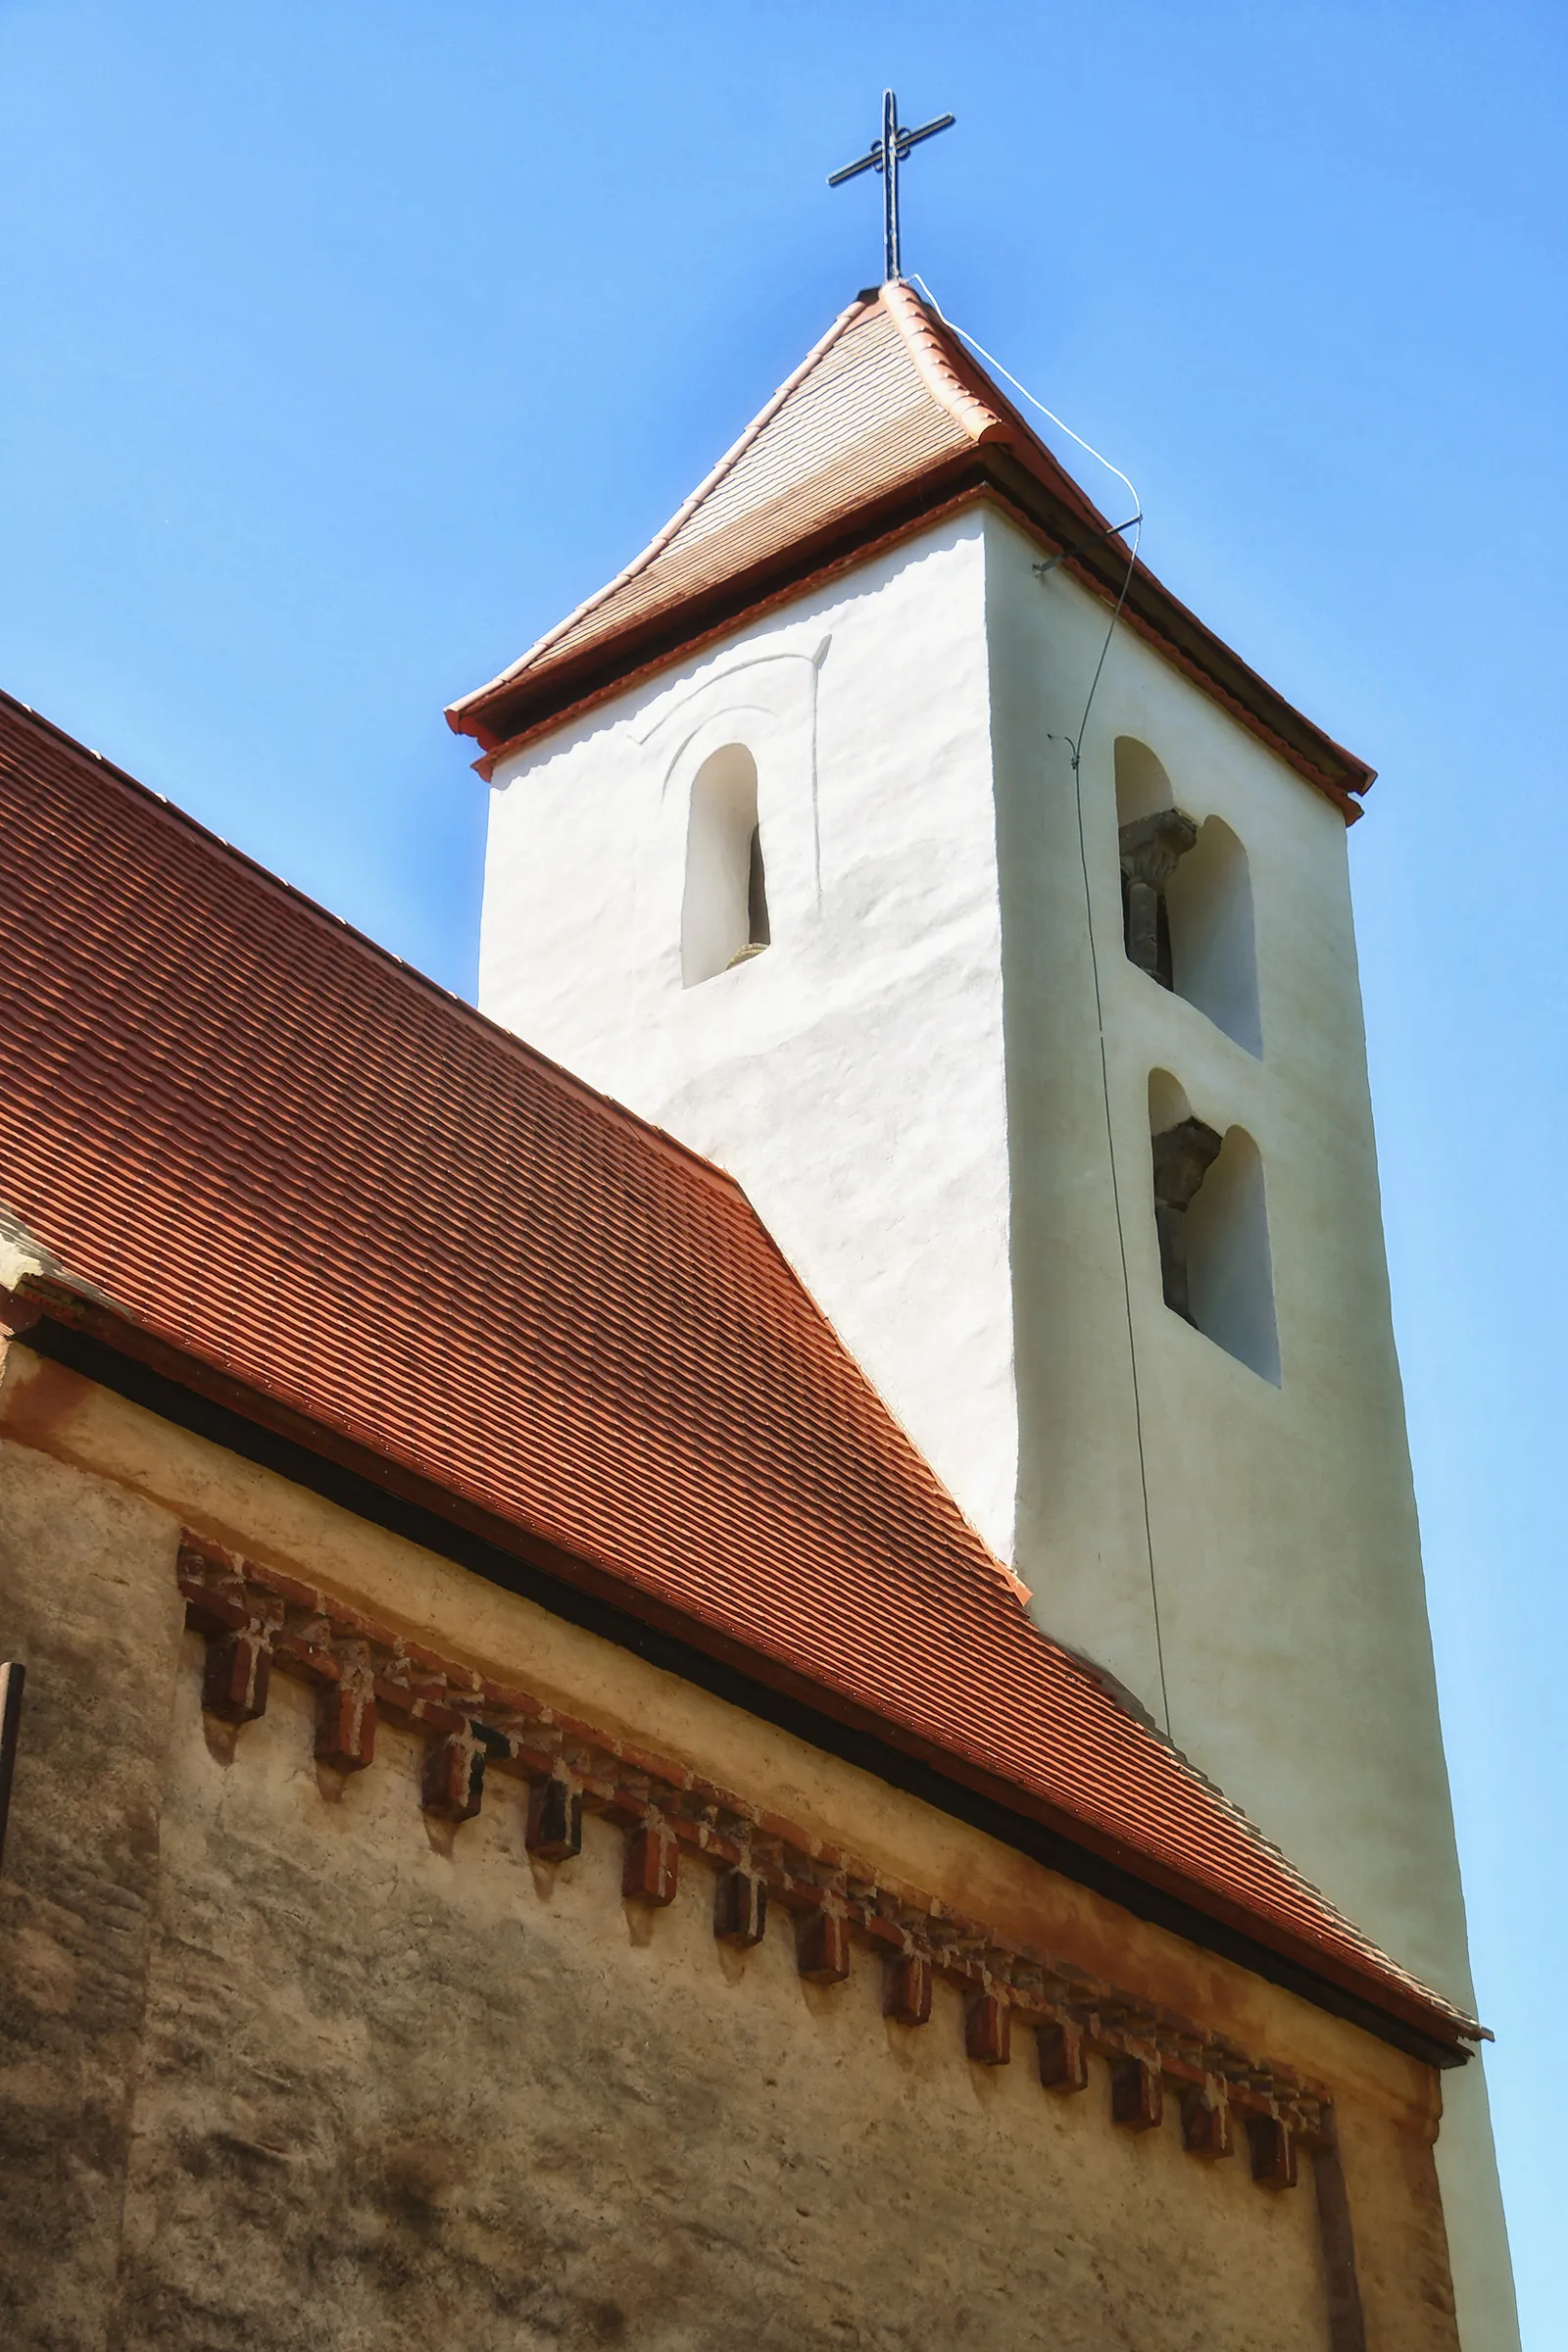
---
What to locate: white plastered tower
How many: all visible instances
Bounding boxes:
[454,284,1517,2346]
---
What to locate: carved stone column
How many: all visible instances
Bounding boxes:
[1152,1117,1222,1320]
[1119,808,1198,986]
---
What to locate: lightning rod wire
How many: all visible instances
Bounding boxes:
[908,277,1172,1740]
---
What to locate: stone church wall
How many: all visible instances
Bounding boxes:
[0,1344,1460,2350]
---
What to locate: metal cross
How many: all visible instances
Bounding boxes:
[828,89,956,284]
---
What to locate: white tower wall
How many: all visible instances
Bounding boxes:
[480,519,1020,1564]
[478,509,1515,2348]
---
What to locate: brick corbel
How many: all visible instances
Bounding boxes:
[1037,2014,1090,2095]
[1111,2055,1164,2132]
[1180,2081,1235,2160]
[884,1950,933,2027]
[713,1865,768,1948]
[527,1771,583,1862]
[796,1905,852,1985]
[622,1819,679,1906]
[422,1727,486,1823]
[965,1991,1011,2067]
[315,1643,376,1772]
[200,1624,273,1724]
[1248,2114,1298,2191]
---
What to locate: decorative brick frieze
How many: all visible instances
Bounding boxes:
[174,1533,1332,2182]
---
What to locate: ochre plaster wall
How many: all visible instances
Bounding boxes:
[0,1348,1460,2349]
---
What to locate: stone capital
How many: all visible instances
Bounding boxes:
[1119,808,1199,890]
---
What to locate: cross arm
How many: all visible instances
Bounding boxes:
[827,145,883,187]
[893,112,956,157]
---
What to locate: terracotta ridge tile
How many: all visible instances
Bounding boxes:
[879,281,1015,446]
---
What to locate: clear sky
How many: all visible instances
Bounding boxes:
[3,3,1562,2335]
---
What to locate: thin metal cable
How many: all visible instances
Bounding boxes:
[1064,542,1174,1741]
[909,279,1172,1737]
[909,274,1141,516]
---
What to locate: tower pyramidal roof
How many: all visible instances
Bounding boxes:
[448,282,1373,816]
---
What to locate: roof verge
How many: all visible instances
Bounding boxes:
[446,285,1374,818]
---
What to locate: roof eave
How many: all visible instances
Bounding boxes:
[447,444,1374,820]
[4,1268,1477,2068]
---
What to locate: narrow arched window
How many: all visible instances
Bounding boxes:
[1114,741,1261,1055]
[1149,1074,1279,1383]
[1148,1073,1221,1327]
[681,746,769,987]
[1116,740,1193,993]
[1166,817,1261,1055]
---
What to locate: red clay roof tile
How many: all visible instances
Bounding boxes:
[0,691,1467,2052]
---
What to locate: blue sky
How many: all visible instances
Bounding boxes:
[3,2,1562,2334]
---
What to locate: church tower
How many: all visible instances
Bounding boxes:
[449,280,1517,2346]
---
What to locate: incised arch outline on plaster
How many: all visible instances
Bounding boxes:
[636,637,832,918]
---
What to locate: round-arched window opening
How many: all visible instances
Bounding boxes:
[1149,1079,1279,1384]
[681,745,770,988]
[1165,817,1261,1057]
[1114,738,1175,829]
[1184,1125,1280,1384]
[1113,741,1261,1056]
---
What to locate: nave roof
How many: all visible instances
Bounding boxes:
[0,689,1465,2059]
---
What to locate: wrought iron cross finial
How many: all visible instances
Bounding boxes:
[828,89,956,284]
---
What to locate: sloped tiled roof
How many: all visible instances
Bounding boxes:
[0,691,1467,2053]
[447,284,1374,817]
[464,291,1007,693]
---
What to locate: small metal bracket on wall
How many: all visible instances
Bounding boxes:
[1032,515,1143,582]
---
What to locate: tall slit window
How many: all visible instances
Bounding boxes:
[681,745,769,987]
[747,822,770,952]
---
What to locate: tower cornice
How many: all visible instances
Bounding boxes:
[448,287,1374,820]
